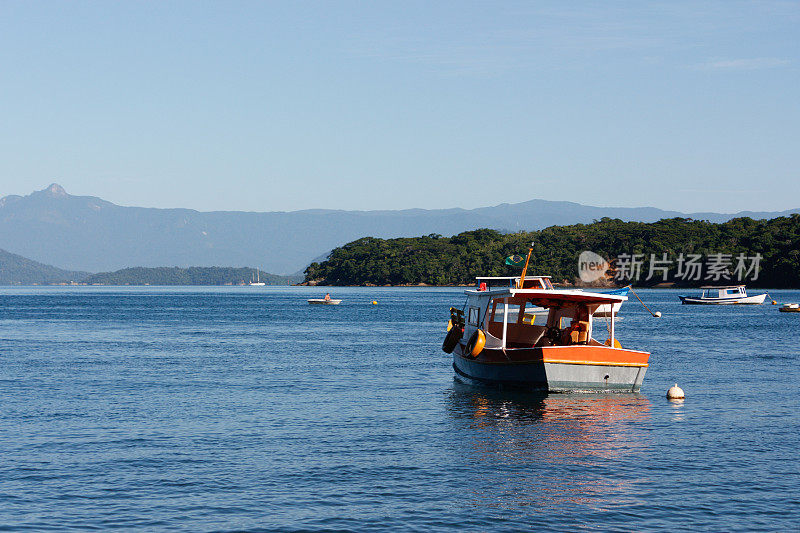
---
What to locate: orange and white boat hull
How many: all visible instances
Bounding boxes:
[453,343,649,393]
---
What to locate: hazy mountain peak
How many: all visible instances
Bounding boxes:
[0,194,22,208]
[43,183,68,197]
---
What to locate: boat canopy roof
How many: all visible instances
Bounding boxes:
[475,275,551,280]
[700,285,745,289]
[465,287,626,304]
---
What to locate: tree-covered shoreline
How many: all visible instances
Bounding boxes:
[303,216,800,288]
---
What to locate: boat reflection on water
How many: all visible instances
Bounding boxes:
[445,381,653,512]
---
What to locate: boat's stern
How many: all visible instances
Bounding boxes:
[541,346,649,392]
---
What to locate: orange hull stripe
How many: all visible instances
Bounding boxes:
[476,345,651,367]
[540,346,650,366]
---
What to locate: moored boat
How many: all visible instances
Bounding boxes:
[678,285,766,305]
[779,303,800,313]
[443,282,649,393]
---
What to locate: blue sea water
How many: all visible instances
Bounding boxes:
[0,286,798,531]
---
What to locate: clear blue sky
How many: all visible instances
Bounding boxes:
[1,1,797,213]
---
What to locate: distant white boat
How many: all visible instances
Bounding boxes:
[250,269,265,286]
[679,285,766,305]
[779,303,800,313]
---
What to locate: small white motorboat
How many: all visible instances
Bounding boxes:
[779,303,800,313]
[308,298,342,305]
[679,285,767,305]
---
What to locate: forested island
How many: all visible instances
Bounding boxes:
[83,267,300,286]
[303,215,800,288]
[0,248,89,285]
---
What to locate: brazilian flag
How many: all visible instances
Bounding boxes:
[505,255,525,267]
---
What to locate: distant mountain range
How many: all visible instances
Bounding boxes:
[1,184,797,275]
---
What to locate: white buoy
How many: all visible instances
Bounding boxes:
[654,311,662,318]
[667,383,684,400]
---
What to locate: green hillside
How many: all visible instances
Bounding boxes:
[0,249,89,285]
[83,267,300,286]
[304,215,800,288]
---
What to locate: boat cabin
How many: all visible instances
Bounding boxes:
[460,288,626,351]
[475,276,554,291]
[699,285,747,299]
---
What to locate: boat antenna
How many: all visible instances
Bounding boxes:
[517,242,534,289]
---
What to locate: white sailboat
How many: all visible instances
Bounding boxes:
[249,269,265,286]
